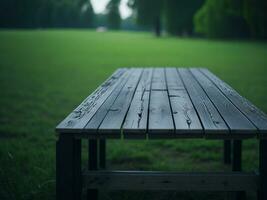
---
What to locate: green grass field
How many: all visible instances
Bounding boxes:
[0,30,267,200]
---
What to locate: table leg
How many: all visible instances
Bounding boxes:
[56,134,81,200]
[233,140,242,171]
[87,139,98,200]
[99,139,106,169]
[233,140,246,200]
[224,140,232,165]
[259,140,267,200]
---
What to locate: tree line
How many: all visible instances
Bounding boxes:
[0,0,266,39]
[130,0,267,39]
[0,0,124,30]
[194,0,267,39]
[0,0,94,28]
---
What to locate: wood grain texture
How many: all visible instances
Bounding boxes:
[200,68,267,136]
[178,68,229,136]
[151,68,166,90]
[123,69,153,138]
[98,69,143,135]
[148,90,174,137]
[190,68,257,135]
[84,69,133,134]
[56,67,264,139]
[56,69,127,133]
[165,68,203,137]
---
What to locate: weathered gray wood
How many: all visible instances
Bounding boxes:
[151,68,166,90]
[57,67,266,139]
[98,69,143,135]
[148,90,174,137]
[165,68,203,137]
[84,69,133,135]
[166,68,185,90]
[200,68,267,136]
[178,68,229,137]
[190,68,257,136]
[123,69,153,138]
[56,69,127,133]
[135,68,153,92]
[83,171,259,192]
[123,92,150,136]
[73,132,258,140]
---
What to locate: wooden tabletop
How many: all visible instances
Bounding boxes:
[56,68,267,139]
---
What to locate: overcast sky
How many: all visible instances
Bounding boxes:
[91,0,132,19]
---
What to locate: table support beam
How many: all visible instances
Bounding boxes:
[83,171,259,191]
[233,140,242,171]
[224,140,232,165]
[99,139,106,169]
[56,134,81,200]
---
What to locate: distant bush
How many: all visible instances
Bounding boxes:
[194,0,250,39]
[243,0,267,39]
[0,0,94,29]
[194,0,267,39]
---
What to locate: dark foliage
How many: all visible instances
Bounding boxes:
[106,0,121,30]
[194,0,267,39]
[0,0,266,39]
[0,0,95,28]
[128,0,163,36]
[165,0,204,36]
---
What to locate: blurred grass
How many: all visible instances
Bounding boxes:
[0,30,267,200]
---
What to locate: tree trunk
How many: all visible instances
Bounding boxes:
[154,16,161,37]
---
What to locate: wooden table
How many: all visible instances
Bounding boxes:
[56,68,267,200]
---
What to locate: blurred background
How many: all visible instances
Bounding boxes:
[0,0,267,38]
[0,0,267,200]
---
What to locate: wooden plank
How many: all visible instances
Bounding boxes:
[190,68,257,136]
[151,68,166,90]
[73,131,257,140]
[200,68,267,136]
[84,69,133,135]
[165,68,203,137]
[98,69,143,135]
[135,68,153,92]
[122,69,153,138]
[178,68,229,137]
[148,90,174,137]
[56,69,127,133]
[83,171,259,192]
